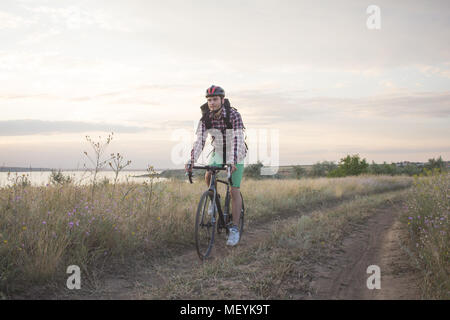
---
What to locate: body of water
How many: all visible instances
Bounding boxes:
[0,170,165,187]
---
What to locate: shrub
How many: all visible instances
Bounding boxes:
[244,161,264,179]
[49,170,73,185]
[328,154,369,177]
[310,161,337,177]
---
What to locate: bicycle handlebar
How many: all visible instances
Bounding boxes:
[186,164,233,185]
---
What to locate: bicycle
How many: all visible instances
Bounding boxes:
[186,164,245,260]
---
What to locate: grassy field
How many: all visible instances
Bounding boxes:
[401,170,449,299]
[0,172,432,298]
[150,188,410,299]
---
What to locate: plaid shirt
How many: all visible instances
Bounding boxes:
[187,107,247,165]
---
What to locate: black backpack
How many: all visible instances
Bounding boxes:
[199,98,248,164]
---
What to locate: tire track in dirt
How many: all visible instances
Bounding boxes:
[307,200,421,300]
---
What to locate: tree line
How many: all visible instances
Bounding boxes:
[244,155,448,179]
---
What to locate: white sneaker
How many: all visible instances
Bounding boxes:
[226,226,240,246]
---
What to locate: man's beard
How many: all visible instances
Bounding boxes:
[210,104,223,118]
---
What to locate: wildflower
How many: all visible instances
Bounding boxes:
[22,226,27,231]
[42,221,47,225]
[3,240,7,244]
[131,232,135,236]
[408,217,413,220]
[68,222,74,228]
[76,221,79,227]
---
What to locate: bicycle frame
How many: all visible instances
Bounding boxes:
[187,165,233,230]
[187,164,245,259]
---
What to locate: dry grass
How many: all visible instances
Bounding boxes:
[151,189,410,299]
[402,170,449,299]
[0,173,412,296]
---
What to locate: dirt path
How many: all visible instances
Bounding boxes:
[308,202,421,299]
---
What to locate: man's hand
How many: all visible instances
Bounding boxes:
[230,164,237,174]
[185,164,192,173]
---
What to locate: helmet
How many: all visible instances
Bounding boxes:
[205,85,225,98]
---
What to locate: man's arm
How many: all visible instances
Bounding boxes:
[186,120,206,165]
[228,111,246,165]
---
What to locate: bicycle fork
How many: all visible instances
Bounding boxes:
[208,189,226,228]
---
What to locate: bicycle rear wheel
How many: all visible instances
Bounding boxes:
[195,190,216,260]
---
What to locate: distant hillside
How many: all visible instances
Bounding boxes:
[0,167,165,173]
[0,167,54,172]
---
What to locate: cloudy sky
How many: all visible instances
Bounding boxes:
[1,0,449,170]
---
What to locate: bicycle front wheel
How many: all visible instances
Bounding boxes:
[195,191,216,260]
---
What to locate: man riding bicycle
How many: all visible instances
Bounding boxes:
[185,85,247,246]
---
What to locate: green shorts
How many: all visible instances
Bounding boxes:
[208,152,244,188]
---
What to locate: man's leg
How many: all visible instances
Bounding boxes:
[205,171,211,187]
[230,163,244,227]
[231,186,242,226]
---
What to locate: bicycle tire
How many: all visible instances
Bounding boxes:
[195,190,216,260]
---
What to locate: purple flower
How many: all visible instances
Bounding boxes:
[76,221,79,227]
[408,217,413,220]
[42,221,46,225]
[68,222,74,228]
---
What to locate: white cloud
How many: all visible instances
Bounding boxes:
[19,4,151,33]
[0,10,35,29]
[416,63,450,79]
[233,89,450,121]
